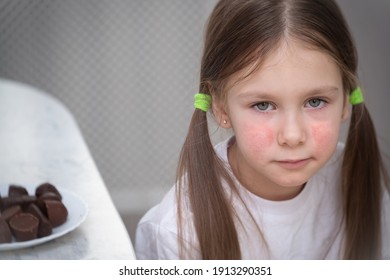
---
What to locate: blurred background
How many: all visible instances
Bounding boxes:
[1,0,389,246]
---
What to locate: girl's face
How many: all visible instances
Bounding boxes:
[214,40,349,200]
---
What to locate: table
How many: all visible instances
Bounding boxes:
[0,78,135,259]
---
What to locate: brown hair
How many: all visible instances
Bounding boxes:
[176,0,388,259]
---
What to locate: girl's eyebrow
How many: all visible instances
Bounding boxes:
[307,86,340,96]
[237,86,340,99]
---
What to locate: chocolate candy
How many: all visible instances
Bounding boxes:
[9,213,39,241]
[8,185,29,197]
[0,205,22,222]
[36,192,62,214]
[44,200,68,227]
[0,195,37,211]
[0,218,12,243]
[0,183,69,243]
[26,204,52,238]
[35,183,62,200]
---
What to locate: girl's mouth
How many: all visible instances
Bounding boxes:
[276,158,311,169]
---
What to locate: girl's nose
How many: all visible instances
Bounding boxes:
[277,113,307,147]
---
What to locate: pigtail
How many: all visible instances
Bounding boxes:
[176,108,241,259]
[342,103,385,259]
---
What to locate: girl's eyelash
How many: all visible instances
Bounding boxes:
[304,97,329,109]
[251,101,276,112]
[250,97,329,111]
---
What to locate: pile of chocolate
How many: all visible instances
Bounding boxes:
[0,183,68,243]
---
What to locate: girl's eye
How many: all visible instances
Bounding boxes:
[306,98,326,108]
[254,102,275,112]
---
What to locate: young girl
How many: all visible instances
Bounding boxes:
[135,0,390,259]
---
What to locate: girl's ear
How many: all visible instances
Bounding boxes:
[212,96,231,128]
[341,94,350,122]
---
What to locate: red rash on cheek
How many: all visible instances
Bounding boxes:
[240,123,274,152]
[311,123,337,150]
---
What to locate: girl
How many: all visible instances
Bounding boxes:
[135,0,390,259]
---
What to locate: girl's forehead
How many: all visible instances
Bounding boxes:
[225,39,342,95]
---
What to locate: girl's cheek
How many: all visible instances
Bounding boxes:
[240,123,274,152]
[311,123,339,152]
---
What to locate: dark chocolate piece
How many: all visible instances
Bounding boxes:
[26,204,52,237]
[39,192,61,201]
[1,183,68,243]
[9,213,39,241]
[35,183,62,200]
[0,195,37,211]
[0,205,22,222]
[0,218,12,243]
[44,200,68,227]
[8,185,29,197]
[36,192,62,214]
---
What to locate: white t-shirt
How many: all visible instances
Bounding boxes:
[135,138,390,259]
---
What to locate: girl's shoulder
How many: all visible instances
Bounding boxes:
[213,136,232,162]
[135,185,199,259]
[381,176,390,259]
[134,186,180,259]
[136,186,179,232]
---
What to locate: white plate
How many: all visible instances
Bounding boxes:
[0,184,88,251]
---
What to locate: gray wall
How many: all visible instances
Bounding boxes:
[1,0,389,239]
[337,0,390,159]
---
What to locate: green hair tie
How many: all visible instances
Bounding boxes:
[194,93,212,112]
[350,87,364,105]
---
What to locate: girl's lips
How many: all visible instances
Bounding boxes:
[276,158,311,169]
